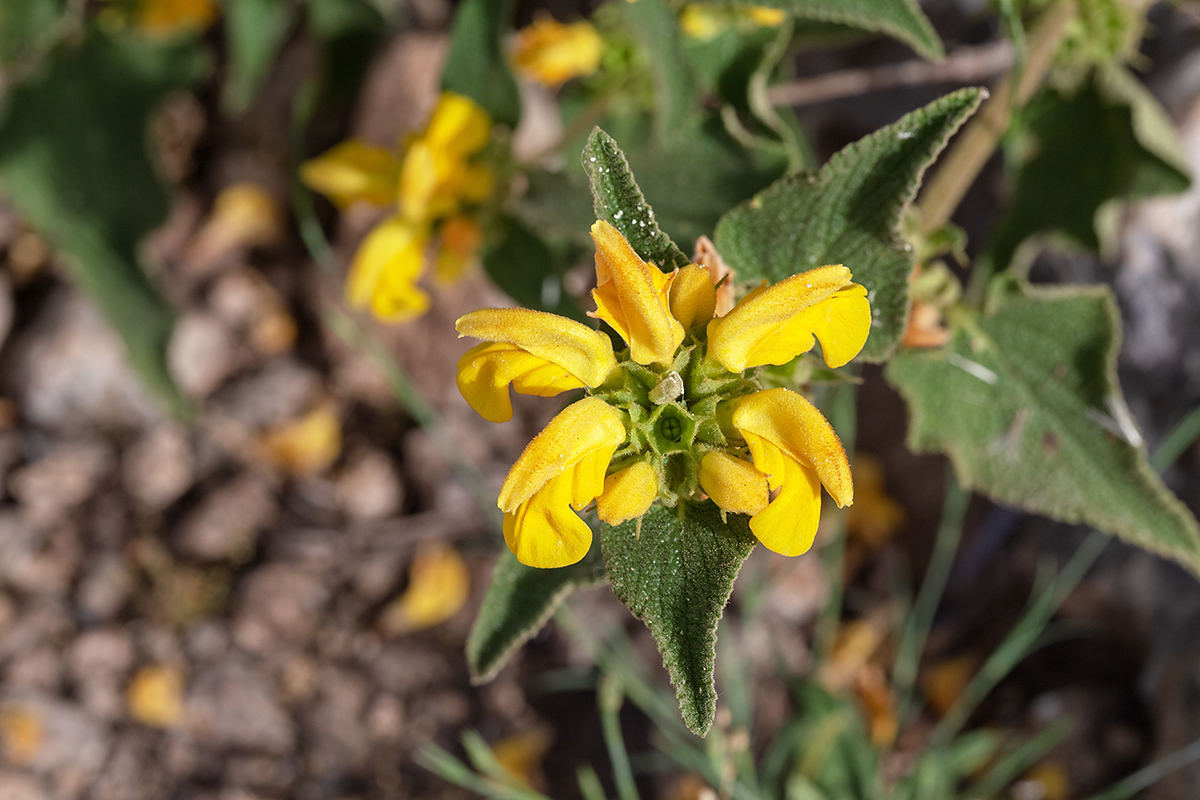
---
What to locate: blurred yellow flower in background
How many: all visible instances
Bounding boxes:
[127,665,185,729]
[511,17,604,87]
[679,3,786,40]
[381,545,471,633]
[102,0,218,36]
[301,93,494,323]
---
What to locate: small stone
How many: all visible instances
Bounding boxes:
[233,564,329,646]
[10,290,159,433]
[0,770,49,800]
[186,662,296,753]
[0,514,80,595]
[122,425,194,510]
[8,440,113,528]
[366,693,405,741]
[212,359,320,429]
[168,312,242,399]
[75,552,132,621]
[334,448,403,521]
[7,646,63,692]
[174,475,277,561]
[67,629,134,721]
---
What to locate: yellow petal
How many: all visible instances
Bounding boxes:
[299,140,400,209]
[596,461,658,525]
[504,466,598,568]
[679,5,724,39]
[135,0,218,35]
[742,433,823,556]
[493,727,554,789]
[345,218,431,322]
[732,388,853,507]
[498,396,625,512]
[435,215,484,284]
[456,308,618,388]
[668,263,718,330]
[698,451,768,515]
[707,266,870,371]
[590,220,684,365]
[511,18,604,86]
[425,92,493,158]
[384,545,471,631]
[744,6,787,26]
[398,140,441,223]
[257,405,342,476]
[127,665,185,728]
[456,342,588,423]
[0,707,43,765]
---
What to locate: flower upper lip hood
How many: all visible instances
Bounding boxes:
[455,220,872,568]
[510,17,604,87]
[590,220,685,367]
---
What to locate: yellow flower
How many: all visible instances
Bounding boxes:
[300,140,400,209]
[498,397,627,567]
[457,221,869,567]
[345,217,431,322]
[300,93,494,324]
[511,17,604,87]
[103,0,217,36]
[380,545,471,633]
[399,94,494,224]
[679,3,786,40]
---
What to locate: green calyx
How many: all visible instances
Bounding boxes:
[592,333,757,507]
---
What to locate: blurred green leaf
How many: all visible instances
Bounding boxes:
[619,0,698,137]
[714,88,984,362]
[730,0,943,59]
[0,0,66,65]
[224,0,293,114]
[483,216,587,321]
[441,0,520,128]
[602,501,757,736]
[887,278,1200,577]
[0,28,209,417]
[466,540,607,683]
[989,65,1190,270]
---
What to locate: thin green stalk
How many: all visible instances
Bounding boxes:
[929,529,1108,747]
[289,78,501,529]
[814,382,858,664]
[917,0,1075,261]
[577,765,609,800]
[894,469,970,725]
[1083,737,1200,800]
[1150,405,1200,473]
[599,676,642,800]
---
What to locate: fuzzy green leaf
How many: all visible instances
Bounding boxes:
[0,0,65,65]
[0,29,208,418]
[730,0,942,59]
[483,216,587,321]
[714,88,984,362]
[466,541,607,683]
[988,66,1191,270]
[441,0,521,129]
[619,0,699,137]
[582,127,692,271]
[887,279,1200,576]
[602,501,757,735]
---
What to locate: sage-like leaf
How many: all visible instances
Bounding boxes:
[467,542,607,683]
[602,502,757,736]
[441,0,521,129]
[730,0,942,60]
[714,88,984,362]
[887,278,1200,576]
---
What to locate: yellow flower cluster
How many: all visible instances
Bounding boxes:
[679,3,787,41]
[456,221,871,568]
[301,93,493,322]
[510,17,604,87]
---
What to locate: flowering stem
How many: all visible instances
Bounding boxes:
[598,675,641,800]
[893,467,970,726]
[290,79,501,530]
[915,0,1076,239]
[813,380,858,664]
